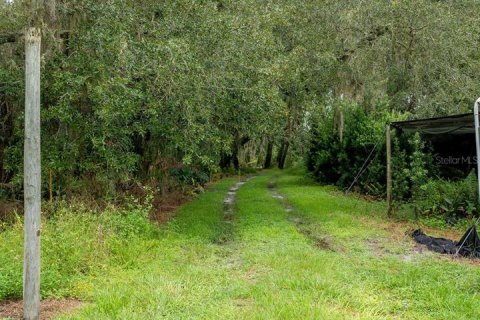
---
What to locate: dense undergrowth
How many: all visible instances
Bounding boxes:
[0,200,158,300]
[307,103,480,223]
[1,170,480,319]
[0,177,236,302]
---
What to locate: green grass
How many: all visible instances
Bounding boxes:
[1,170,479,319]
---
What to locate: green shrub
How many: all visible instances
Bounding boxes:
[415,172,478,223]
[305,100,480,223]
[169,167,210,187]
[306,100,398,196]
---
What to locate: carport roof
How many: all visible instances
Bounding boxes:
[391,113,474,135]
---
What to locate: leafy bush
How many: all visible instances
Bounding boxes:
[169,167,210,187]
[415,172,478,223]
[306,100,480,223]
[306,100,395,196]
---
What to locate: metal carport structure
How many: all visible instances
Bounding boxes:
[386,98,480,215]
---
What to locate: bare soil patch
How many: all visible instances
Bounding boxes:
[269,180,341,252]
[0,299,82,320]
[358,217,480,264]
[151,191,190,224]
[216,178,255,244]
[150,175,241,225]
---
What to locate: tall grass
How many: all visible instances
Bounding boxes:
[2,171,480,319]
[0,200,158,300]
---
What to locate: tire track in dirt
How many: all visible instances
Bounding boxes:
[268,177,425,260]
[215,176,255,244]
[268,177,339,252]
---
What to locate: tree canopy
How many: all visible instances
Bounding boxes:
[1,0,480,197]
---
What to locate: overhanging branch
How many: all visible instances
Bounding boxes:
[338,26,390,62]
[0,30,70,45]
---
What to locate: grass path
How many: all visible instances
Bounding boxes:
[60,169,480,319]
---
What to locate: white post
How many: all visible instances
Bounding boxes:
[24,27,41,320]
[474,97,480,202]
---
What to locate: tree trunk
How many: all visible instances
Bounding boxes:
[276,142,284,168]
[264,138,273,169]
[0,145,4,184]
[280,142,289,169]
[277,140,289,169]
[219,134,249,171]
[24,27,42,320]
[232,146,240,171]
[219,153,232,170]
[44,0,56,25]
[230,135,240,171]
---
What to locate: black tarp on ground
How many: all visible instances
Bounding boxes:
[411,225,480,258]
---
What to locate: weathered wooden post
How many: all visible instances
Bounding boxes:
[24,27,42,320]
[386,124,393,217]
[49,169,53,203]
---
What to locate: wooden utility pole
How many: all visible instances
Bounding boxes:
[2,2,48,318]
[23,24,42,320]
[386,124,393,217]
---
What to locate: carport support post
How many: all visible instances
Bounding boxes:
[474,98,480,202]
[386,124,393,217]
